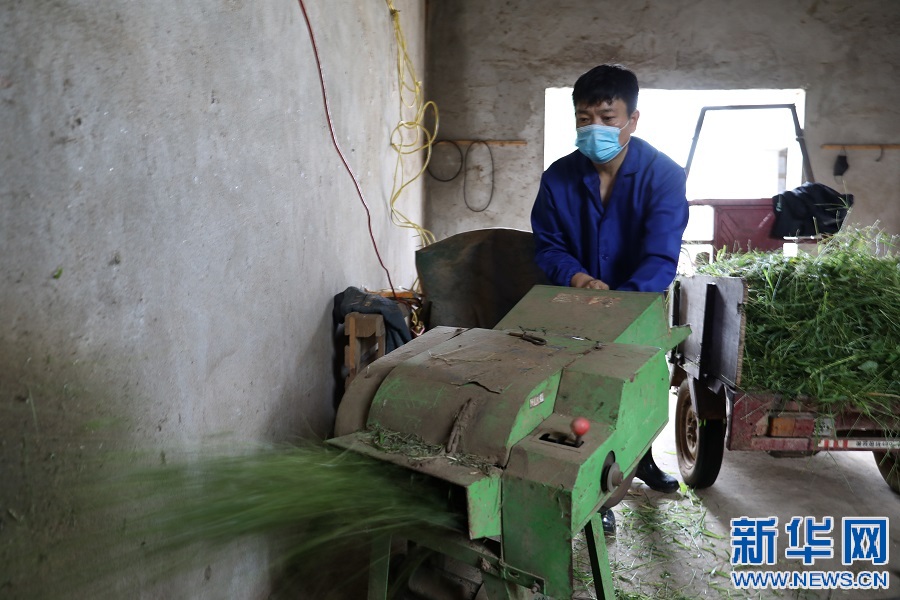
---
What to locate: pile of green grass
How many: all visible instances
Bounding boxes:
[696,227,900,416]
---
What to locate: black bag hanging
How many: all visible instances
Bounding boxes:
[770,182,854,238]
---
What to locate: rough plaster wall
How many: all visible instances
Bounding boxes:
[425,0,900,241]
[0,0,425,597]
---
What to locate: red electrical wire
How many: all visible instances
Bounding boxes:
[297,0,398,298]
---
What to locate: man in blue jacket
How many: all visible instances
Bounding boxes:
[531,64,689,534]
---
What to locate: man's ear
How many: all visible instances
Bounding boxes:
[629,109,640,132]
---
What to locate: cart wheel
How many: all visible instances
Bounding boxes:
[675,380,725,488]
[873,450,900,495]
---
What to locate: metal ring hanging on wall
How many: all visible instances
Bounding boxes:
[425,140,463,182]
[463,140,494,213]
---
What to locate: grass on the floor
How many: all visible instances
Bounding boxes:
[573,484,819,600]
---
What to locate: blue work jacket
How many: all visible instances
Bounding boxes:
[531,137,689,293]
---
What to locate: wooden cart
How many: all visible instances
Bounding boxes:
[669,275,900,493]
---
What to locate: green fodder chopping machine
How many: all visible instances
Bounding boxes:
[329,285,689,599]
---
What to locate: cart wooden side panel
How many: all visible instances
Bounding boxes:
[673,275,747,390]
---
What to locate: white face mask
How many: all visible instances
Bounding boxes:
[575,123,628,164]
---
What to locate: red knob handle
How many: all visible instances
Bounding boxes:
[571,417,590,437]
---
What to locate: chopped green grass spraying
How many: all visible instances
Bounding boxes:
[121,443,461,550]
[43,443,461,597]
[696,226,900,416]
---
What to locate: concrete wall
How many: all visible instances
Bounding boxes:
[424,0,900,241]
[0,1,425,597]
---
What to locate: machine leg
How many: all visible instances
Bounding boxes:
[585,515,615,600]
[368,534,392,600]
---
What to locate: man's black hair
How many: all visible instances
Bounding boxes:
[572,64,639,116]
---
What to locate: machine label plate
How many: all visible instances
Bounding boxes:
[529,392,545,408]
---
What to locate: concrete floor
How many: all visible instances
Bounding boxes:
[602,396,900,600]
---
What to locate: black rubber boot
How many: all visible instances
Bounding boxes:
[635,447,679,493]
[601,508,616,536]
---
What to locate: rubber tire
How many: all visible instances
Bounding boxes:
[873,450,900,495]
[675,379,725,489]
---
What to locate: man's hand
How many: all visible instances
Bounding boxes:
[570,272,610,290]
